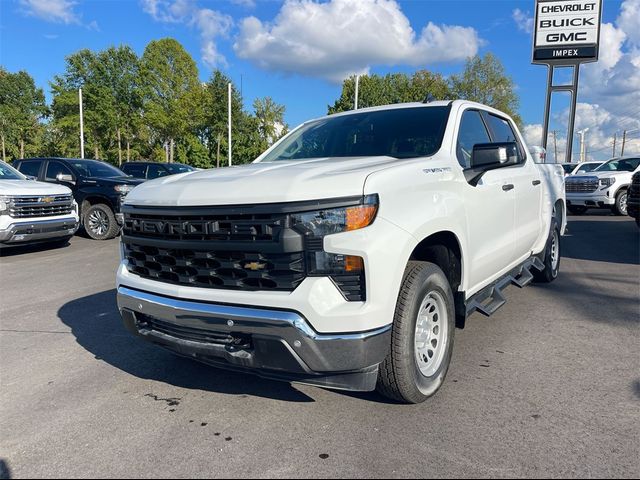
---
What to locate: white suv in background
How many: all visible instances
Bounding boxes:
[565,157,640,215]
[0,160,79,249]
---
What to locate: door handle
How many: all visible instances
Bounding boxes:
[502,184,515,191]
[532,180,541,186]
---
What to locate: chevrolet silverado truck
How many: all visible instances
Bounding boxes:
[565,156,640,216]
[116,101,566,403]
[0,160,79,249]
[14,158,144,240]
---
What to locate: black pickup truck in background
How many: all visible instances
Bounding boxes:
[13,158,143,240]
[628,171,640,228]
[121,161,196,180]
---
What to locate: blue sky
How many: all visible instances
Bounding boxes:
[1,0,638,161]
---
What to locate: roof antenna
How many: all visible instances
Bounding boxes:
[423,93,435,103]
[422,76,438,103]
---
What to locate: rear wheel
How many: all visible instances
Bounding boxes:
[84,204,119,240]
[533,218,561,283]
[376,261,455,404]
[568,205,588,215]
[612,189,628,216]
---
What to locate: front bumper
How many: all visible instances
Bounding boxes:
[117,286,391,391]
[0,216,79,245]
[566,193,614,208]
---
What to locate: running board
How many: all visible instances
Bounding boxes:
[466,257,545,318]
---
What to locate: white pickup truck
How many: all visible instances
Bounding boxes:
[565,156,640,216]
[116,100,566,403]
[0,160,79,249]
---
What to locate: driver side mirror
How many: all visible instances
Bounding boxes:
[464,142,521,186]
[56,173,75,184]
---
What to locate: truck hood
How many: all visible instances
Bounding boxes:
[124,157,399,207]
[0,179,71,196]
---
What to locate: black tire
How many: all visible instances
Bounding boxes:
[568,205,588,215]
[612,189,628,216]
[83,204,119,240]
[376,261,455,404]
[636,216,640,229]
[533,218,561,283]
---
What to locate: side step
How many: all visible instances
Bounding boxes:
[466,257,544,318]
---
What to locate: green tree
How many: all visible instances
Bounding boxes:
[0,68,48,161]
[450,53,522,125]
[253,97,287,148]
[329,71,451,114]
[198,71,264,167]
[139,38,203,163]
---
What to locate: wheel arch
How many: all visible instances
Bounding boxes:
[408,230,466,328]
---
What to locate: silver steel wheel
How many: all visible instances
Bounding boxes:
[618,192,628,215]
[414,290,449,377]
[550,228,560,271]
[88,209,109,236]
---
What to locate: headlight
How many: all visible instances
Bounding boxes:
[114,184,134,195]
[290,195,378,237]
[0,196,10,215]
[290,195,378,302]
[600,178,615,188]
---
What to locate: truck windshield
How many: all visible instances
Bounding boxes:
[259,106,451,162]
[594,158,640,172]
[0,161,25,180]
[68,159,127,178]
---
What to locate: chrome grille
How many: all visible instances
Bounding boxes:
[565,177,598,193]
[8,194,74,218]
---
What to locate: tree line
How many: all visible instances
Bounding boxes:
[1,37,519,168]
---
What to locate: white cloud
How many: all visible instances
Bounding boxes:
[141,0,233,68]
[19,0,81,24]
[233,0,482,82]
[512,8,533,34]
[524,0,640,162]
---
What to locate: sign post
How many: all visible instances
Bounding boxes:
[532,0,602,163]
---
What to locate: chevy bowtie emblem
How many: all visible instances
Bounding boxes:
[40,196,55,203]
[244,261,266,271]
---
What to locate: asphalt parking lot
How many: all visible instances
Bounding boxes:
[1,213,638,479]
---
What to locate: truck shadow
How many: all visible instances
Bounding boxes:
[562,216,639,265]
[57,289,315,403]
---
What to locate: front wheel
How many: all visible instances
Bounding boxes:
[612,189,628,216]
[376,261,455,404]
[84,204,119,240]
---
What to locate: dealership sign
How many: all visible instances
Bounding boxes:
[532,0,602,64]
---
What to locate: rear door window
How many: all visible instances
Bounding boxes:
[17,160,42,178]
[122,163,147,178]
[484,114,525,160]
[147,164,169,179]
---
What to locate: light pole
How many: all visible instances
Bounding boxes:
[354,75,360,110]
[577,128,589,162]
[79,88,85,159]
[228,82,232,167]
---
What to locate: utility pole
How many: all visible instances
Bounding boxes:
[612,132,617,157]
[552,130,558,163]
[228,82,232,167]
[79,88,85,159]
[577,128,589,162]
[354,75,360,110]
[621,130,627,156]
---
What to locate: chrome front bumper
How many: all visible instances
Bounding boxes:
[117,286,391,391]
[0,217,79,245]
